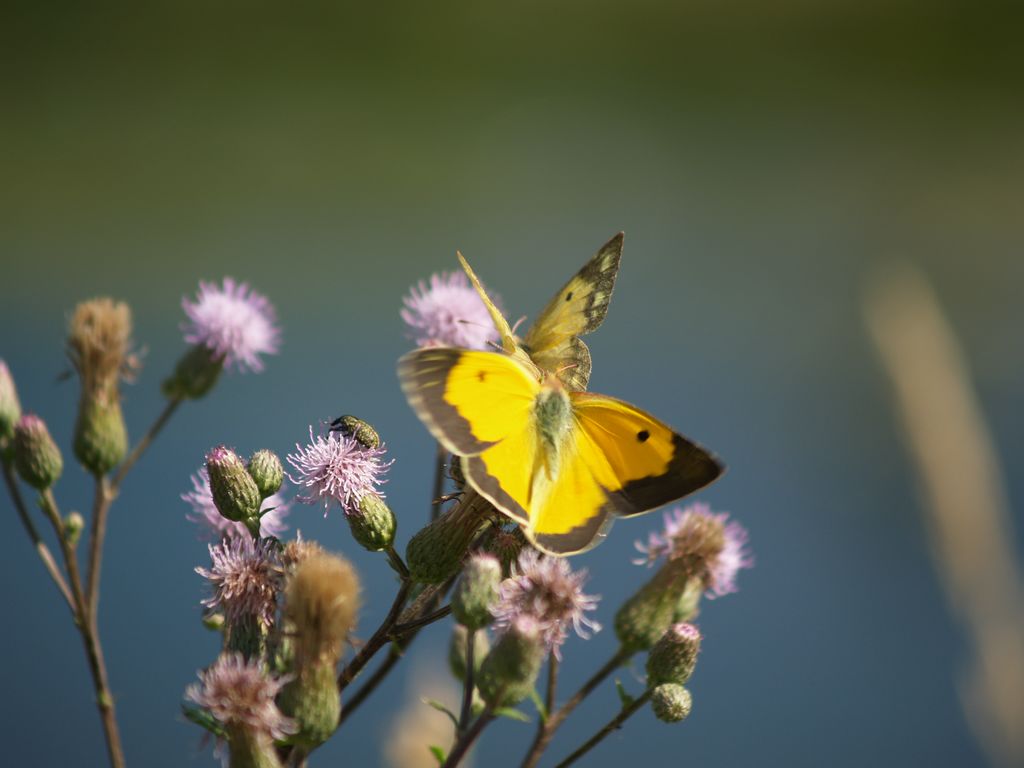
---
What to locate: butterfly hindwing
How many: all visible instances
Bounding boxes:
[523,232,623,389]
[572,393,724,516]
[397,348,539,457]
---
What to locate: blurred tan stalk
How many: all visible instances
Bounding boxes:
[865,265,1024,767]
[384,667,469,768]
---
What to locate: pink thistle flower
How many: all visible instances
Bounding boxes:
[634,502,753,598]
[197,537,281,627]
[401,271,502,350]
[491,549,600,659]
[182,278,280,373]
[286,425,392,516]
[185,653,296,741]
[182,468,289,541]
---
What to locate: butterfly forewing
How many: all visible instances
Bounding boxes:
[524,232,623,390]
[397,348,539,456]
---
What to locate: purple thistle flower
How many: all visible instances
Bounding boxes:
[183,468,289,541]
[182,278,280,373]
[197,537,281,627]
[491,549,601,659]
[401,271,502,350]
[185,653,296,741]
[634,502,754,598]
[286,425,392,516]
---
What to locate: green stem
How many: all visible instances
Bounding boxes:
[3,459,74,611]
[520,646,631,768]
[551,690,652,768]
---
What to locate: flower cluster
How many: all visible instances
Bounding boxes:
[182,278,280,373]
[286,426,392,516]
[197,536,282,628]
[401,270,501,350]
[185,653,296,741]
[634,502,753,597]
[491,549,601,659]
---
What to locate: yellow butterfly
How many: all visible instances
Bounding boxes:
[398,239,724,555]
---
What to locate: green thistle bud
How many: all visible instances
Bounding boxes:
[206,446,261,522]
[73,396,128,476]
[614,561,690,653]
[13,414,63,490]
[449,624,491,682]
[163,344,223,400]
[349,493,396,552]
[247,450,283,499]
[225,727,286,768]
[203,612,226,632]
[646,623,701,686]
[477,615,544,708]
[0,360,21,443]
[452,554,501,630]
[485,527,527,577]
[673,578,703,623]
[407,490,494,584]
[278,663,340,748]
[330,415,380,449]
[64,511,85,547]
[650,683,692,723]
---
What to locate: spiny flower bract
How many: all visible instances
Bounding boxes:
[491,548,600,659]
[182,278,280,373]
[286,426,392,516]
[634,502,754,598]
[197,536,281,627]
[401,270,502,350]
[183,468,289,541]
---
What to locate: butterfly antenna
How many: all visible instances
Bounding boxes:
[511,315,528,336]
[457,251,517,353]
[555,362,579,376]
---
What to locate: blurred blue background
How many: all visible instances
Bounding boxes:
[2,2,1023,766]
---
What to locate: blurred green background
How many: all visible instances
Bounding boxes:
[3,2,1023,766]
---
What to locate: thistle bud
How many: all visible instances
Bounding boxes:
[13,414,63,490]
[280,552,360,747]
[614,562,689,653]
[0,360,21,442]
[407,490,494,584]
[650,683,692,723]
[206,446,261,522]
[673,579,703,623]
[348,493,396,552]
[452,554,501,630]
[247,450,284,499]
[64,511,85,547]
[449,624,490,681]
[330,415,380,449]
[278,663,339,749]
[485,527,527,577]
[476,615,544,708]
[203,612,226,632]
[646,623,701,686]
[163,344,223,400]
[285,552,360,669]
[280,537,324,572]
[73,397,127,476]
